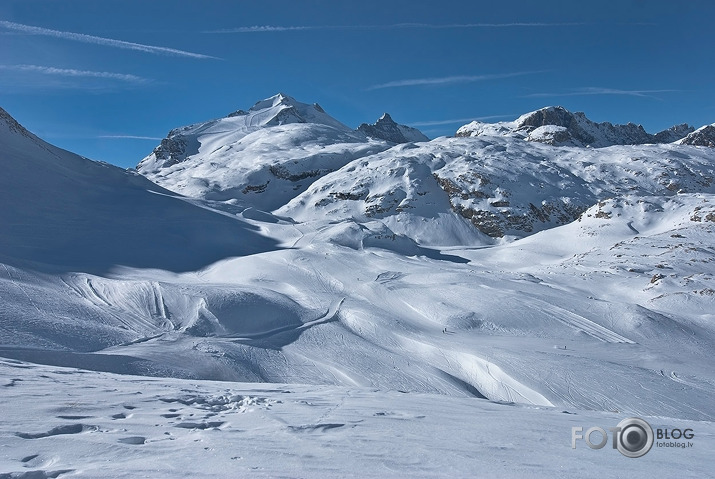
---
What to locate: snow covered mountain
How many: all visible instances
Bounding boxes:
[137,93,391,210]
[456,106,695,147]
[2,101,715,477]
[357,112,429,143]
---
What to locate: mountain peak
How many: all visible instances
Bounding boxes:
[357,113,428,144]
[250,92,296,112]
[378,113,395,123]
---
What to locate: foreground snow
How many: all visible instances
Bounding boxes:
[1,358,712,478]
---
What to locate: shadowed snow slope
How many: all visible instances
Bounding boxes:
[0,107,278,273]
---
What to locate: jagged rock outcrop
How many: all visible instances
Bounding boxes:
[679,124,715,147]
[357,113,428,144]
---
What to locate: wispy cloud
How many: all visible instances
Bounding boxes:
[206,22,586,33]
[0,20,218,59]
[98,135,162,140]
[525,87,679,98]
[0,64,149,83]
[408,115,516,127]
[368,71,542,90]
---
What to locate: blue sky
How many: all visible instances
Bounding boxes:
[1,0,713,168]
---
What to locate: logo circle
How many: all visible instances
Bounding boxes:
[616,417,653,458]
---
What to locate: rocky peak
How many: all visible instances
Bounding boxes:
[357,113,428,144]
[515,106,596,145]
[515,106,578,130]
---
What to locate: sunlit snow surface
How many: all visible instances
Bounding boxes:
[1,103,715,477]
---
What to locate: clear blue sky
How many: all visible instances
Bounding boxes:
[1,0,713,168]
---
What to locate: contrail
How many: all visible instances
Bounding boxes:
[0,20,218,59]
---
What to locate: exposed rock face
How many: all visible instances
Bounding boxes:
[148,136,189,168]
[654,123,695,143]
[516,106,583,132]
[357,113,429,144]
[679,124,715,147]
